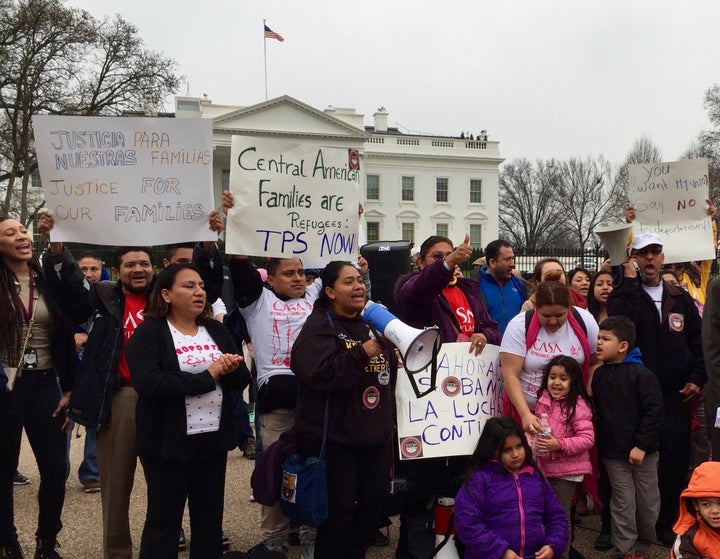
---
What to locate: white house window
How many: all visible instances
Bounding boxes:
[436,178,448,202]
[436,223,449,237]
[222,169,230,191]
[469,224,482,248]
[401,222,415,243]
[366,175,380,200]
[31,171,42,188]
[470,179,482,203]
[366,221,380,242]
[401,176,414,201]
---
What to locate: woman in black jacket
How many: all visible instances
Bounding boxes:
[291,261,397,559]
[126,263,247,559]
[0,217,77,559]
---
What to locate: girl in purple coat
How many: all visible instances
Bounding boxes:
[454,417,567,559]
[534,355,594,557]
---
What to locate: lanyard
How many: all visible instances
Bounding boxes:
[16,277,35,324]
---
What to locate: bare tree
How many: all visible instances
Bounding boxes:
[615,135,664,211]
[551,156,625,250]
[498,159,567,252]
[0,0,180,225]
[684,85,720,204]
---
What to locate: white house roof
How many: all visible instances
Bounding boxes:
[212,95,368,141]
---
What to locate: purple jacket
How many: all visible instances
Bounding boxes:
[394,260,501,345]
[454,462,568,559]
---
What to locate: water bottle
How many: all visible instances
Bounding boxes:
[536,413,551,457]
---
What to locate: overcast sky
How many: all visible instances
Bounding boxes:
[65,0,720,167]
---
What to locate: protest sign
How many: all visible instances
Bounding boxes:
[33,115,215,245]
[226,137,360,259]
[628,158,713,262]
[395,343,502,460]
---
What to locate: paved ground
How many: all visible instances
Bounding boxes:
[13,430,672,558]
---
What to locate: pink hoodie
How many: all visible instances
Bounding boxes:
[534,391,594,478]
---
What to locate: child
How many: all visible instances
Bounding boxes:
[454,416,567,559]
[534,355,594,558]
[671,460,720,558]
[590,316,664,559]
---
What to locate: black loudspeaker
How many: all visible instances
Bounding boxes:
[360,241,412,316]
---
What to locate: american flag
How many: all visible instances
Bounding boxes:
[264,24,284,42]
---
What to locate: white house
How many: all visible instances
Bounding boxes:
[175,94,503,248]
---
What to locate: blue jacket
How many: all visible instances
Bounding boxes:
[478,266,526,334]
[454,461,568,559]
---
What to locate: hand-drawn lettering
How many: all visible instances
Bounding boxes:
[258,180,312,208]
[114,203,204,223]
[677,198,697,211]
[312,149,360,182]
[141,177,181,195]
[320,232,356,256]
[256,229,308,254]
[49,130,125,150]
[54,150,137,170]
[320,194,344,211]
[54,205,93,221]
[134,132,170,149]
[49,179,119,196]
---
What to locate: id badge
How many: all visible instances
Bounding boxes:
[23,347,38,369]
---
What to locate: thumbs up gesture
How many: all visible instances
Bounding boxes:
[445,234,473,269]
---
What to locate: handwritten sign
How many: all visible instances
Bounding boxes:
[226,137,360,259]
[33,115,215,245]
[628,159,714,262]
[395,343,502,460]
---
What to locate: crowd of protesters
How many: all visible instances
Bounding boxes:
[1,197,720,559]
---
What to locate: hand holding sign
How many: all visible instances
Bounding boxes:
[38,211,63,256]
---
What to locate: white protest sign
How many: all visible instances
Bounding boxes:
[395,343,502,460]
[33,115,215,245]
[227,137,360,259]
[628,158,714,263]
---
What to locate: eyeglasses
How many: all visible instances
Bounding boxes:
[631,245,662,257]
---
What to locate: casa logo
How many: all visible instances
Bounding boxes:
[363,386,380,409]
[441,376,462,397]
[400,436,423,459]
[669,313,684,332]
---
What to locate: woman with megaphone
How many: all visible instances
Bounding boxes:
[290,261,398,559]
[393,234,501,559]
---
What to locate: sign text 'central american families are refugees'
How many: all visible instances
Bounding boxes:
[227,137,360,259]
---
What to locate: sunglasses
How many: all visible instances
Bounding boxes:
[631,245,662,257]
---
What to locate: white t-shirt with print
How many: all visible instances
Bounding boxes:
[169,321,224,435]
[501,307,599,410]
[240,281,323,387]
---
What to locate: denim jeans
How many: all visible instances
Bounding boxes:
[66,422,100,483]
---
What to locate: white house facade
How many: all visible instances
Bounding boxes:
[175,95,503,249]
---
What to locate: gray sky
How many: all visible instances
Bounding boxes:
[66,0,720,167]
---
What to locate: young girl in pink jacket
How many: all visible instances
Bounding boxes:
[534,355,595,558]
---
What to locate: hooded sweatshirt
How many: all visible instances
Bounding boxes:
[671,461,720,559]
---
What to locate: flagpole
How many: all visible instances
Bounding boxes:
[263,19,268,100]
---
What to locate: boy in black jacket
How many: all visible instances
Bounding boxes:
[590,316,664,559]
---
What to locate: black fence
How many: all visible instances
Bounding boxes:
[462,247,609,277]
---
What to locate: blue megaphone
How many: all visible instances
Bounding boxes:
[361,301,441,398]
